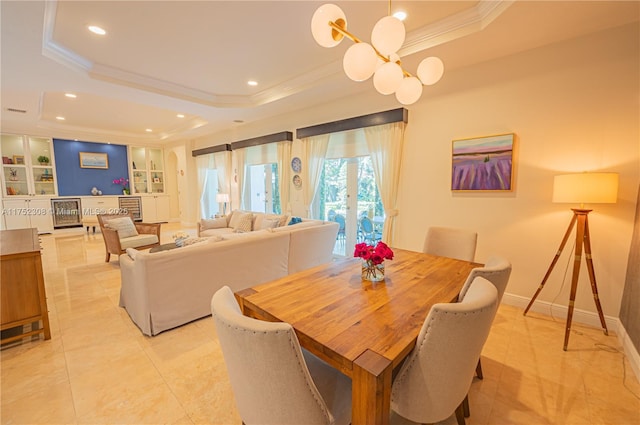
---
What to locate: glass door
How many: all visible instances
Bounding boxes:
[246,163,280,214]
[320,156,382,256]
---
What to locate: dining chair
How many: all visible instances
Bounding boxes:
[211,286,352,425]
[422,226,478,261]
[334,214,346,242]
[458,256,512,380]
[359,216,382,244]
[390,277,498,425]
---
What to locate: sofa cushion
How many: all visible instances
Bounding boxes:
[201,217,228,230]
[120,234,159,249]
[228,210,247,229]
[105,217,139,238]
[232,212,253,233]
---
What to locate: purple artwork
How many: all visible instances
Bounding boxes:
[452,134,514,191]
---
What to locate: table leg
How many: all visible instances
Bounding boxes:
[352,349,393,425]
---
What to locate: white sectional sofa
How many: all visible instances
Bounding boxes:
[119,215,339,336]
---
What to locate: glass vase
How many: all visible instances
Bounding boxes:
[362,260,385,282]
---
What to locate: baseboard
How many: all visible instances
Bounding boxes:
[615,319,640,384]
[502,292,640,382]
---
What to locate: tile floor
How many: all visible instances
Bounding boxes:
[1,223,639,424]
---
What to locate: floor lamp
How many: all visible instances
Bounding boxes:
[216,193,229,216]
[524,172,619,351]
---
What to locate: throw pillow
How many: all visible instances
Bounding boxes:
[258,217,280,230]
[228,210,247,229]
[288,216,303,225]
[201,217,227,230]
[105,217,138,238]
[232,212,253,233]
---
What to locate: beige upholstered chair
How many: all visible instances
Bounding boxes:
[97,213,161,262]
[211,286,352,425]
[422,226,478,261]
[458,256,512,380]
[391,277,498,425]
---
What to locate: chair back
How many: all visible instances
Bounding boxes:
[391,278,498,424]
[458,255,512,302]
[211,286,335,425]
[360,216,374,233]
[422,226,478,261]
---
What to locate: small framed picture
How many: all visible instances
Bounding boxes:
[13,155,24,165]
[79,152,109,169]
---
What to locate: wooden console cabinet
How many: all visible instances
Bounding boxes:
[0,228,51,343]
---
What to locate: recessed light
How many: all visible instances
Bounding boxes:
[56,116,65,120]
[145,128,152,132]
[176,114,185,118]
[65,93,77,98]
[88,25,106,35]
[393,11,407,21]
[247,80,258,86]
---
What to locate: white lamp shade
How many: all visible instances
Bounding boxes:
[371,16,405,56]
[216,193,230,203]
[395,76,423,105]
[373,61,403,95]
[311,4,347,48]
[552,173,618,204]
[343,43,378,81]
[417,57,445,85]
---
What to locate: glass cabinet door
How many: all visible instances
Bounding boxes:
[29,137,56,195]
[131,147,148,194]
[1,134,29,196]
[148,148,164,194]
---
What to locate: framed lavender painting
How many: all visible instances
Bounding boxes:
[451,133,515,191]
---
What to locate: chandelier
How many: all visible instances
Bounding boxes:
[311,3,444,105]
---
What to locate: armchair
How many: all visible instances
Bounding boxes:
[97,213,161,262]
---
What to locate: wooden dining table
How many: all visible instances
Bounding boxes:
[236,248,480,425]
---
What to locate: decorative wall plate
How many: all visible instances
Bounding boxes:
[291,157,302,173]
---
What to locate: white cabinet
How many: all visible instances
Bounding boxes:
[81,196,119,218]
[2,198,54,233]
[141,195,170,223]
[1,134,57,197]
[130,146,165,194]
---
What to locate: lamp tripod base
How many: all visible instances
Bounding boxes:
[523,209,608,350]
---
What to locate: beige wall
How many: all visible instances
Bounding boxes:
[190,23,639,318]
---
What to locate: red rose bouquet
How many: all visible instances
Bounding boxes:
[354,241,394,281]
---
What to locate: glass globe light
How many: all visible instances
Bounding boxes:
[311,4,347,48]
[417,57,445,85]
[373,62,403,95]
[343,43,378,81]
[395,76,423,105]
[371,16,406,56]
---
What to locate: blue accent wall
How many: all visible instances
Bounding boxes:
[53,139,129,196]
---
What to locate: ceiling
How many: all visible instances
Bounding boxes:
[1,1,638,146]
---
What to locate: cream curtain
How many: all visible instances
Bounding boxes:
[301,134,330,218]
[213,150,232,210]
[196,154,214,220]
[277,141,292,214]
[364,122,406,245]
[232,148,247,210]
